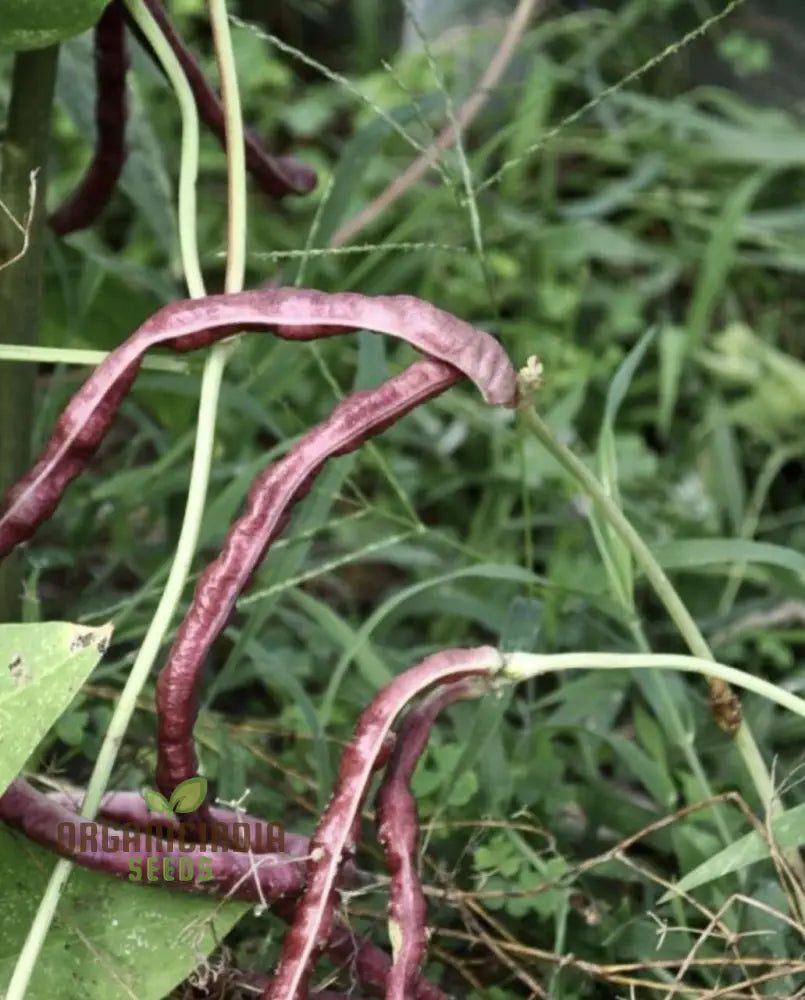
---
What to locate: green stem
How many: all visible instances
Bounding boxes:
[500,652,805,720]
[0,45,59,623]
[208,0,246,294]
[73,3,219,810]
[6,1,227,994]
[123,0,204,299]
[518,404,778,814]
[0,344,189,371]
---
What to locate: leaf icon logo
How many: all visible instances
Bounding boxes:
[142,776,207,816]
[143,789,172,815]
[168,775,207,814]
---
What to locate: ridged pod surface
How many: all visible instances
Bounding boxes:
[155,359,462,808]
[263,647,498,1000]
[375,677,489,999]
[0,288,516,558]
[0,779,304,902]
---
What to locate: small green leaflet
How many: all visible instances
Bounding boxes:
[169,775,207,813]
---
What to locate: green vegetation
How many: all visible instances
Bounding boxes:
[3,0,805,996]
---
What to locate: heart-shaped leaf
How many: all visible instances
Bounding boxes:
[0,0,111,50]
[168,775,207,814]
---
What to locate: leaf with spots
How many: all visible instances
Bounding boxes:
[0,621,113,797]
[0,823,247,999]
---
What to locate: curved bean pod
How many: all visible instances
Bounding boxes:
[0,288,516,559]
[376,677,488,999]
[50,0,128,236]
[155,359,462,806]
[272,899,450,1000]
[263,646,498,1000]
[0,778,304,903]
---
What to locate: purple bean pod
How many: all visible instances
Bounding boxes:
[49,0,129,236]
[272,899,450,1000]
[136,0,316,197]
[9,783,444,998]
[0,778,304,903]
[0,288,516,559]
[46,787,309,856]
[263,646,498,1000]
[45,786,365,886]
[155,358,462,811]
[375,677,488,999]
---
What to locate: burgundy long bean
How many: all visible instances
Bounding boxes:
[0,0,525,993]
[46,786,364,886]
[156,358,463,809]
[0,288,516,559]
[0,779,304,903]
[3,781,446,998]
[264,647,498,1000]
[271,900,450,1000]
[375,677,488,999]
[135,0,316,197]
[49,0,128,236]
[47,788,315,859]
[49,0,314,239]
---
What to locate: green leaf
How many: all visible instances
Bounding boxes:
[242,635,329,819]
[0,622,112,797]
[653,538,805,581]
[501,57,554,197]
[309,97,442,249]
[143,789,172,815]
[0,825,247,999]
[687,170,771,343]
[603,732,676,810]
[660,803,805,902]
[499,596,543,653]
[0,0,110,50]
[53,709,90,748]
[442,694,509,813]
[447,770,478,807]
[168,775,208,814]
[657,323,689,436]
[602,327,657,431]
[592,327,656,609]
[706,401,746,534]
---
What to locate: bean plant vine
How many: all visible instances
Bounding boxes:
[1,1,802,998]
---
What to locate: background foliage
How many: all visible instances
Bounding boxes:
[4,0,805,996]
